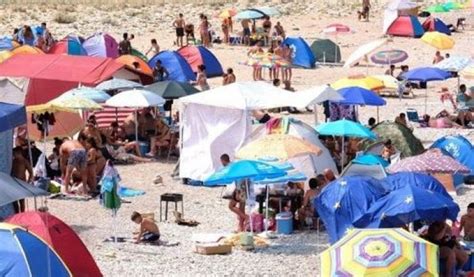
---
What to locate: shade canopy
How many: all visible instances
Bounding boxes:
[433,56,472,72]
[343,38,388,68]
[0,172,48,207]
[335,86,386,106]
[61,86,111,103]
[105,89,165,108]
[332,76,385,90]
[145,80,200,99]
[0,102,26,132]
[421,31,455,49]
[402,67,451,82]
[320,228,438,277]
[315,119,377,140]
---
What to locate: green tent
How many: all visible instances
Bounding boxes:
[131,48,148,62]
[362,121,424,158]
[310,39,341,64]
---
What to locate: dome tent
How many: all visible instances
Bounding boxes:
[310,39,341,64]
[422,17,451,35]
[148,51,196,82]
[82,33,119,58]
[177,45,224,78]
[49,35,87,56]
[386,15,424,38]
[282,37,316,68]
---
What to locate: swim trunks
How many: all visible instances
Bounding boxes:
[176,27,184,37]
[67,149,87,168]
[243,27,251,37]
[142,232,160,242]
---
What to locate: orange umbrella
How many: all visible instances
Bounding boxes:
[11,45,44,56]
[115,55,153,76]
[0,51,12,63]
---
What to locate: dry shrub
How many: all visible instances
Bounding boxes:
[102,17,119,26]
[54,13,76,24]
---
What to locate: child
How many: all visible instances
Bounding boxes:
[131,211,160,244]
[460,203,474,241]
[145,39,160,57]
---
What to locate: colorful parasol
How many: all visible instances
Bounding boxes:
[242,52,290,68]
[323,23,351,35]
[49,94,103,111]
[218,8,237,18]
[332,75,385,90]
[370,50,408,65]
[320,228,439,277]
[387,149,471,174]
[421,31,455,50]
[236,134,322,161]
[443,2,464,10]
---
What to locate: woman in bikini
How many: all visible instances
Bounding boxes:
[146,118,172,157]
[222,17,231,44]
[199,16,211,47]
[228,183,248,232]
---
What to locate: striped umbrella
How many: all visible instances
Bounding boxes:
[323,23,351,35]
[433,56,472,72]
[370,50,408,65]
[242,52,290,68]
[387,149,470,174]
[320,228,438,277]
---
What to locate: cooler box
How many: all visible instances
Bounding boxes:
[138,142,149,156]
[276,212,293,234]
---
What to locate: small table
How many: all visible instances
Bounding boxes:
[160,193,184,222]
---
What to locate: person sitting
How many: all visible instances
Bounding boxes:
[323,168,336,183]
[460,202,474,241]
[456,84,472,127]
[298,178,322,229]
[381,139,396,162]
[394,113,411,129]
[433,51,444,64]
[385,64,395,76]
[146,118,172,157]
[131,211,161,244]
[153,60,169,82]
[367,117,376,128]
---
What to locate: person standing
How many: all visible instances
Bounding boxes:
[282,43,293,82]
[118,33,132,56]
[199,16,211,48]
[173,14,185,47]
[241,19,251,45]
[222,17,231,44]
[193,64,210,90]
[358,0,371,21]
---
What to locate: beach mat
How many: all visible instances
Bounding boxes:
[118,186,145,197]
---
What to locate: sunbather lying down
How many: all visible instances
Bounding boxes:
[421,114,462,129]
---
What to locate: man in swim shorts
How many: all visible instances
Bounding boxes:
[60,138,88,195]
[173,13,185,47]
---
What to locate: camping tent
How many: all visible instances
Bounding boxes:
[0,103,26,174]
[422,17,451,35]
[341,162,387,180]
[386,15,424,38]
[282,37,316,68]
[431,135,474,173]
[250,117,338,177]
[49,36,88,56]
[7,212,102,277]
[0,78,26,104]
[363,121,424,158]
[82,33,119,58]
[0,172,48,207]
[310,39,341,64]
[177,45,224,78]
[148,51,196,82]
[131,48,148,61]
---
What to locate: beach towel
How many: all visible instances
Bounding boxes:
[265,117,289,135]
[118,186,145,197]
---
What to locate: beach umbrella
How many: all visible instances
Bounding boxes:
[332,75,385,91]
[145,80,200,99]
[297,85,343,124]
[443,2,464,10]
[242,52,290,68]
[371,75,399,89]
[460,64,474,79]
[383,172,452,199]
[322,23,351,35]
[334,86,386,106]
[434,56,473,72]
[0,50,12,63]
[320,228,438,276]
[316,119,376,167]
[256,157,295,171]
[0,172,48,207]
[235,9,265,20]
[426,4,450,13]
[353,184,460,228]
[49,94,102,111]
[116,55,153,76]
[236,134,322,161]
[353,154,390,167]
[99,161,122,242]
[387,148,471,174]
[218,8,237,18]
[26,111,83,141]
[61,86,111,103]
[26,103,75,114]
[343,38,388,68]
[0,223,72,276]
[421,31,455,50]
[254,6,280,16]
[387,0,419,11]
[204,160,287,186]
[95,78,143,91]
[370,49,408,65]
[315,176,387,243]
[10,45,44,56]
[402,67,451,114]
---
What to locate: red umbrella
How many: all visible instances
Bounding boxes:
[387,149,470,174]
[323,23,351,35]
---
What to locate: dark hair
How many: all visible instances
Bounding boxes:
[390,64,395,69]
[423,114,431,122]
[368,117,376,126]
[468,203,474,209]
[220,154,230,163]
[227,68,233,74]
[273,78,280,86]
[309,178,318,189]
[156,59,162,65]
[179,13,183,17]
[151,38,157,44]
[78,133,88,142]
[13,146,23,155]
[53,137,63,146]
[111,121,119,128]
[427,221,446,238]
[123,33,128,39]
[131,211,141,221]
[460,84,466,90]
[384,139,392,146]
[132,61,140,69]
[41,22,46,26]
[86,137,97,149]
[198,64,206,71]
[399,113,406,118]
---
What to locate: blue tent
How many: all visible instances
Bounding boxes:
[315,176,387,243]
[0,37,13,51]
[383,172,452,199]
[282,37,316,69]
[0,102,26,133]
[423,17,451,35]
[148,51,196,82]
[177,45,224,78]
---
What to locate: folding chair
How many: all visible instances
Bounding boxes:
[406,108,420,123]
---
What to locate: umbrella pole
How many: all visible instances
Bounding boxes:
[134,109,138,143]
[313,104,318,125]
[265,184,269,233]
[341,136,345,171]
[424,88,428,115]
[377,107,380,123]
[245,179,254,234]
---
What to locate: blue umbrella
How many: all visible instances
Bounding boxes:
[254,171,306,184]
[334,86,386,106]
[315,176,387,243]
[61,87,111,103]
[235,9,266,20]
[353,154,389,167]
[204,160,287,186]
[382,172,452,199]
[257,157,294,171]
[353,184,460,228]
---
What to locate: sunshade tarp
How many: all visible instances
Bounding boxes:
[0,102,26,132]
[177,46,224,78]
[341,163,387,180]
[0,172,48,207]
[310,39,341,63]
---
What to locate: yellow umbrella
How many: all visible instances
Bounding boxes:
[0,51,12,63]
[371,75,399,89]
[49,94,102,111]
[460,64,474,80]
[219,8,237,18]
[236,134,322,161]
[421,31,455,50]
[11,45,44,56]
[320,228,438,277]
[332,76,385,90]
[27,103,75,114]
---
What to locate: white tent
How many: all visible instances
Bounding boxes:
[179,82,341,181]
[343,38,388,68]
[0,77,27,104]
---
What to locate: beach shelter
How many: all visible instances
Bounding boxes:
[0,103,26,175]
[131,48,148,62]
[310,39,341,64]
[148,51,196,82]
[431,135,474,174]
[49,36,88,56]
[0,77,26,104]
[363,121,424,158]
[0,223,72,276]
[383,172,453,198]
[315,176,387,243]
[82,33,119,58]
[116,55,153,76]
[341,162,387,180]
[386,15,425,38]
[422,17,451,35]
[11,45,44,56]
[7,211,102,277]
[0,37,14,51]
[282,37,316,68]
[320,228,438,276]
[177,45,224,78]
[0,172,48,207]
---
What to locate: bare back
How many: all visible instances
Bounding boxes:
[141,218,160,234]
[60,140,85,157]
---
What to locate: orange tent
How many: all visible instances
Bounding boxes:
[11,45,44,56]
[116,55,153,76]
[0,51,12,63]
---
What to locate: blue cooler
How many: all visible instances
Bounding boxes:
[138,142,149,156]
[276,212,293,234]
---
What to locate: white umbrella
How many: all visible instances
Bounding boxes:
[343,38,388,69]
[106,89,166,141]
[96,78,143,91]
[433,56,473,72]
[386,0,419,11]
[296,85,343,124]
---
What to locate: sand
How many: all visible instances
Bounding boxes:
[2,2,474,276]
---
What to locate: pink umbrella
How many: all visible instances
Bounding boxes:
[387,149,470,174]
[323,23,351,35]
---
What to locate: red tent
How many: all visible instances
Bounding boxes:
[7,211,102,277]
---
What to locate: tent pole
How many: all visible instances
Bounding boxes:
[314,104,318,125]
[265,184,269,233]
[25,126,34,174]
[424,88,428,115]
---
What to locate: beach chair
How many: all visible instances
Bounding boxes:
[406,108,421,123]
